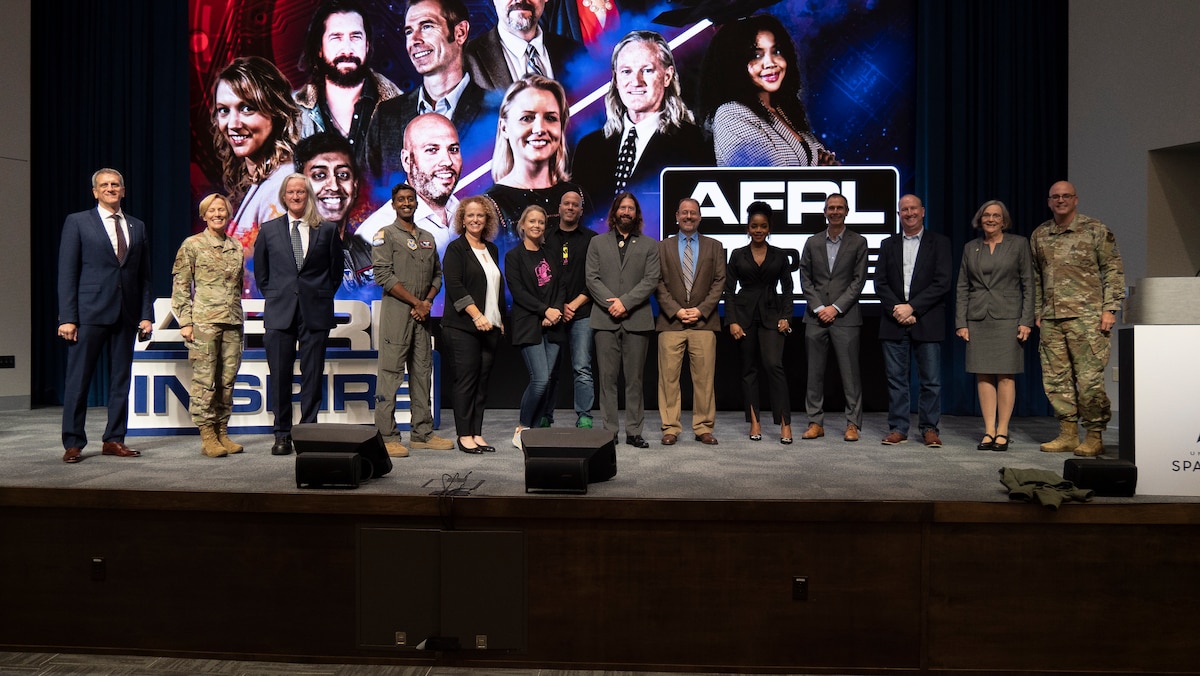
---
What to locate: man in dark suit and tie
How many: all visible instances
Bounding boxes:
[875,194,952,447]
[364,0,486,188]
[572,31,712,202]
[254,174,343,455]
[464,0,585,92]
[57,168,154,463]
[585,192,660,448]
[655,198,725,446]
[799,193,868,442]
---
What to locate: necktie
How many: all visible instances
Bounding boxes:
[291,220,305,270]
[613,127,638,193]
[682,235,695,298]
[112,214,127,263]
[525,44,545,76]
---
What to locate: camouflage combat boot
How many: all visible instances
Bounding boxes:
[1040,420,1079,452]
[200,425,228,458]
[215,423,243,454]
[1073,430,1105,457]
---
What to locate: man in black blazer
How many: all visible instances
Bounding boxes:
[364,0,487,188]
[572,31,712,201]
[464,0,585,92]
[874,194,952,447]
[799,193,869,442]
[254,174,343,455]
[57,169,154,463]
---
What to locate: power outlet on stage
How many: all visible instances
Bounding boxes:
[91,557,106,581]
[792,576,808,601]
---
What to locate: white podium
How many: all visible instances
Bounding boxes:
[1118,279,1200,496]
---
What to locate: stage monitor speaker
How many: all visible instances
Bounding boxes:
[520,428,617,494]
[296,451,362,489]
[1063,458,1137,497]
[292,422,393,481]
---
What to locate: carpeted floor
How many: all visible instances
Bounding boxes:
[0,407,1184,504]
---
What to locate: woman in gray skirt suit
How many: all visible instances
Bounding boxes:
[955,200,1034,451]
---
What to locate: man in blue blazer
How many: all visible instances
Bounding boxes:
[57,169,154,463]
[798,193,869,442]
[874,194,952,447]
[254,174,343,455]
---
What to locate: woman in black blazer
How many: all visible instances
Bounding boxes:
[505,205,566,450]
[954,200,1034,451]
[442,197,506,454]
[725,201,795,443]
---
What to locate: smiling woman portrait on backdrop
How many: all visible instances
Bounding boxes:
[485,75,587,245]
[955,200,1034,452]
[699,14,837,168]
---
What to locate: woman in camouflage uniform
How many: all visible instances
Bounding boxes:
[172,193,246,457]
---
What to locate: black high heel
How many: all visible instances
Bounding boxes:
[749,408,762,441]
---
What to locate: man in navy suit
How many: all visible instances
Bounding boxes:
[798,193,869,442]
[57,168,154,463]
[254,174,343,455]
[874,194,952,447]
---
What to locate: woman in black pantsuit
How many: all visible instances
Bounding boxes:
[725,201,794,444]
[442,197,506,454]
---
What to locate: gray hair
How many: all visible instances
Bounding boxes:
[603,31,695,139]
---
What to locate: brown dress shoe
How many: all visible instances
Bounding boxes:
[661,433,678,445]
[801,423,825,439]
[922,429,943,448]
[63,447,83,463]
[844,424,860,442]
[881,431,907,445]
[694,433,718,445]
[101,441,141,457]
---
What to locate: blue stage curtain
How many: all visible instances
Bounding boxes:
[916,0,1067,417]
[31,0,189,406]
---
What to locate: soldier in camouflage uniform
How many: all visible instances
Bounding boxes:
[1031,181,1125,457]
[172,193,246,458]
[372,183,455,457]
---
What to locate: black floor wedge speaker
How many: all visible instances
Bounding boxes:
[1063,458,1137,497]
[293,423,393,488]
[520,428,617,494]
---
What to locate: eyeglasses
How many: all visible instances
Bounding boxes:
[1049,194,1076,201]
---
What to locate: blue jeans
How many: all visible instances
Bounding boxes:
[520,337,561,428]
[882,335,941,436]
[543,317,594,422]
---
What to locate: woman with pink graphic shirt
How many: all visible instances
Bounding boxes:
[505,205,567,449]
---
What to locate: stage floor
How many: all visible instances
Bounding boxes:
[1,407,1186,505]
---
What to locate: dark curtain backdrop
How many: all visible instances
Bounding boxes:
[30,0,1065,419]
[31,0,190,406]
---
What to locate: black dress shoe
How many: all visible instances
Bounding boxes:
[625,435,649,448]
[271,437,293,456]
[457,438,483,454]
[480,444,496,453]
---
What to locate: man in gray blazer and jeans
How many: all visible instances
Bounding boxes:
[585,192,661,448]
[799,193,869,442]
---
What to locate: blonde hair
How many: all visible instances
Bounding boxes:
[278,174,321,228]
[453,196,500,240]
[198,193,233,220]
[517,204,548,243]
[491,75,571,183]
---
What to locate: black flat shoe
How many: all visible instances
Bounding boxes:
[480,444,496,453]
[457,438,483,454]
[977,434,995,451]
[992,434,1010,452]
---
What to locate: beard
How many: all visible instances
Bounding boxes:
[318,55,368,88]
[408,167,457,207]
[504,2,537,32]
